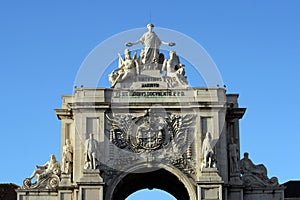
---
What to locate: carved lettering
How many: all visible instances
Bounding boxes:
[141,83,159,88]
[130,91,185,97]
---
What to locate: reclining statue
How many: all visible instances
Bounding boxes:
[22,154,61,189]
[240,152,278,187]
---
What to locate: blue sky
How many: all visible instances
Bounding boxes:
[1,1,300,199]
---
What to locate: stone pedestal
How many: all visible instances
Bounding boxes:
[197,168,223,200]
[229,172,242,185]
[58,190,73,200]
[77,169,104,200]
[227,186,243,200]
[58,174,73,200]
[227,173,243,200]
[243,187,284,200]
[59,174,72,187]
[79,169,103,183]
[17,190,58,200]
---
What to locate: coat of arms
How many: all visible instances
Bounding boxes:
[106,109,195,154]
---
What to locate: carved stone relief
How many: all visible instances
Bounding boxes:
[106,109,196,177]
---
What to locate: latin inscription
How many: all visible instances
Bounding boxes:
[138,77,162,82]
[113,91,185,97]
[141,83,159,88]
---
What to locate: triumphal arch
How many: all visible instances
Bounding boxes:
[18,24,284,200]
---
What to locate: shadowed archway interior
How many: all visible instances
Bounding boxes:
[111,169,191,200]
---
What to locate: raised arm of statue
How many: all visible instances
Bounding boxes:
[125,24,175,48]
[36,164,47,170]
[161,41,176,46]
[125,37,175,48]
[125,40,142,47]
[118,53,124,67]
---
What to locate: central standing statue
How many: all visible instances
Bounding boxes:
[126,23,175,64]
[109,24,188,88]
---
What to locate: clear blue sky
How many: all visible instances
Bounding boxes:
[1,1,300,199]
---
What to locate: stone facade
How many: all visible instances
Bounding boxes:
[17,25,285,200]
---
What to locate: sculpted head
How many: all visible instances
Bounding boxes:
[230,137,234,143]
[205,132,212,140]
[89,133,94,139]
[50,154,57,161]
[124,48,131,59]
[66,139,71,145]
[170,51,176,57]
[147,23,154,32]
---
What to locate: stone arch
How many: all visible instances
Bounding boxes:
[105,163,197,200]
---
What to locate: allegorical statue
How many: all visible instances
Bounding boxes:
[240,152,268,179]
[201,132,215,168]
[162,51,188,86]
[228,137,239,173]
[22,154,61,189]
[126,23,175,64]
[240,152,278,186]
[28,154,60,182]
[61,139,73,174]
[162,51,180,76]
[84,133,99,170]
[109,49,139,87]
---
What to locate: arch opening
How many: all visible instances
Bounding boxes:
[126,188,176,200]
[110,168,191,200]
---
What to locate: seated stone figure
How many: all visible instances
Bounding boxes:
[109,49,138,87]
[162,51,180,76]
[23,154,61,189]
[162,51,188,87]
[240,152,278,187]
